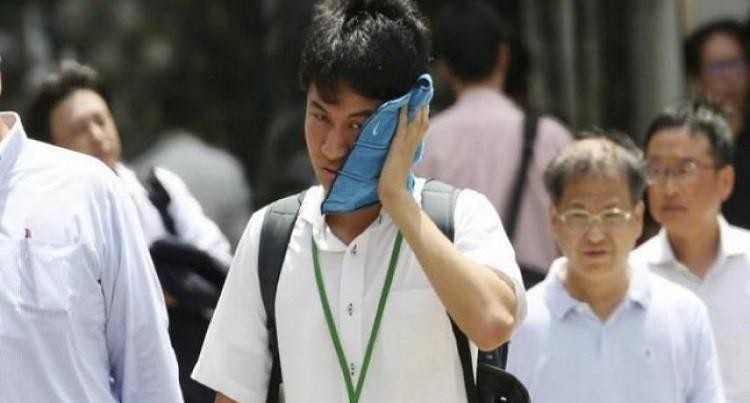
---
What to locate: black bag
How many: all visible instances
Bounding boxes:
[143,169,227,311]
[258,180,529,403]
[142,168,228,403]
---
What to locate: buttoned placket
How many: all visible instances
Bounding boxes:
[338,231,368,394]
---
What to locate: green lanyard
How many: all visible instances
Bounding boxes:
[311,232,403,403]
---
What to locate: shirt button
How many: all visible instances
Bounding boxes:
[349,362,356,376]
[351,244,358,255]
[347,303,354,316]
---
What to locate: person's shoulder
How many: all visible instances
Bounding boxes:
[152,166,190,189]
[647,272,705,314]
[537,114,573,143]
[725,223,750,251]
[631,233,663,261]
[516,280,553,325]
[26,139,118,186]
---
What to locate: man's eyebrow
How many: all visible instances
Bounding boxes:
[348,109,375,119]
[308,99,376,118]
[309,99,327,111]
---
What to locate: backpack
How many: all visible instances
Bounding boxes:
[257,179,529,403]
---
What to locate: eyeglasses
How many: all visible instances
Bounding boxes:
[558,208,633,233]
[646,160,717,185]
[706,58,748,78]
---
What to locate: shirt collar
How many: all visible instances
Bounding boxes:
[298,178,426,248]
[0,112,28,180]
[545,257,652,321]
[717,215,747,257]
[455,87,517,110]
[647,216,745,266]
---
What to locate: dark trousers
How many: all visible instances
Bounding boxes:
[168,307,216,403]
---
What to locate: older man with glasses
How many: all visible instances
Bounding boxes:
[633,100,750,403]
[507,133,725,403]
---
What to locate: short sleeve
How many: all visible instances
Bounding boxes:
[453,189,527,323]
[687,300,726,403]
[191,207,272,403]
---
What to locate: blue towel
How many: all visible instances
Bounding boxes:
[321,74,433,214]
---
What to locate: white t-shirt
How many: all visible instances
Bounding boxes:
[633,217,750,403]
[193,179,525,403]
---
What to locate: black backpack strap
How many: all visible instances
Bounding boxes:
[505,111,539,240]
[421,180,478,403]
[144,168,178,236]
[258,192,305,403]
[423,179,517,403]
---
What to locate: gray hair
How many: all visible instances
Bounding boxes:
[544,131,648,205]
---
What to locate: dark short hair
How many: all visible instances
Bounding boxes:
[433,0,508,83]
[544,131,648,206]
[684,19,749,79]
[643,99,734,167]
[298,0,430,103]
[25,60,111,143]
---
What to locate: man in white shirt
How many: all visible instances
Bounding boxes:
[507,134,725,403]
[192,1,526,402]
[0,79,182,399]
[633,100,750,403]
[26,60,230,403]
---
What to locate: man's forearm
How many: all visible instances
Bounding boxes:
[384,191,518,350]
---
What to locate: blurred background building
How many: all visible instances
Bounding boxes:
[0,0,747,208]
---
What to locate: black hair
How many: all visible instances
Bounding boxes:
[544,131,648,205]
[433,0,508,83]
[684,19,749,79]
[298,0,430,103]
[25,60,111,143]
[643,99,734,167]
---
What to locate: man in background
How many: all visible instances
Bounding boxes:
[416,0,572,287]
[508,134,724,403]
[0,58,182,402]
[26,60,230,403]
[684,19,750,230]
[633,100,750,403]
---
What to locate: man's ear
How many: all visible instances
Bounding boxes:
[718,164,735,202]
[633,199,645,231]
[548,203,558,229]
[497,43,511,77]
[435,58,455,85]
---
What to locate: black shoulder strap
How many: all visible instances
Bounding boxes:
[144,168,178,236]
[505,111,539,240]
[258,192,305,403]
[423,179,514,403]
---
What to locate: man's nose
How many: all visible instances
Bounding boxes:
[87,123,107,145]
[321,126,353,161]
[584,219,606,243]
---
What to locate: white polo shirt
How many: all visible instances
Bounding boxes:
[193,180,526,403]
[633,217,750,403]
[507,258,725,403]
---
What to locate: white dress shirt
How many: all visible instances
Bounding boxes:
[507,258,725,403]
[0,113,182,403]
[633,217,750,403]
[193,179,526,403]
[116,163,232,265]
